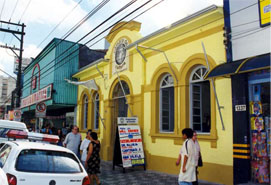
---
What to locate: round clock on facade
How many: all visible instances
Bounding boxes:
[114,38,129,65]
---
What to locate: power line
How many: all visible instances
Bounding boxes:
[35,0,84,50]
[28,0,110,60]
[19,0,32,23]
[22,0,140,89]
[61,0,110,41]
[0,0,6,25]
[9,0,19,22]
[21,1,264,91]
[231,26,270,41]
[0,68,16,81]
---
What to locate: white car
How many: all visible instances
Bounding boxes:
[0,120,28,142]
[0,168,8,185]
[0,141,90,185]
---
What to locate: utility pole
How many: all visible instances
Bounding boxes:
[0,20,25,109]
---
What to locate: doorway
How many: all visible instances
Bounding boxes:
[111,81,130,143]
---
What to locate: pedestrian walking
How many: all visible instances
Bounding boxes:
[63,125,81,157]
[192,130,202,185]
[80,129,92,165]
[57,129,64,146]
[85,132,101,185]
[176,128,196,185]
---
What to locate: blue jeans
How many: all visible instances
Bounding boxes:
[178,182,192,185]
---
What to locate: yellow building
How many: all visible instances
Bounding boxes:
[73,5,234,185]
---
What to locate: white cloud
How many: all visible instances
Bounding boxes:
[136,0,223,35]
[23,44,42,58]
[0,42,16,77]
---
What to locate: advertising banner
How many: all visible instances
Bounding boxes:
[21,84,52,108]
[118,125,145,168]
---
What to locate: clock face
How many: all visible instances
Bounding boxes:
[114,38,129,65]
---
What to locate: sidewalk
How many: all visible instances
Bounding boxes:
[97,161,221,185]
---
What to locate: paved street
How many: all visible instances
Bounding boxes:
[97,161,221,185]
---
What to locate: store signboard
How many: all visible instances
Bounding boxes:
[8,110,14,121]
[259,0,271,27]
[13,57,31,74]
[21,84,52,108]
[118,125,145,168]
[117,117,138,124]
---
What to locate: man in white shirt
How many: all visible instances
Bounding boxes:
[63,125,81,157]
[176,128,196,185]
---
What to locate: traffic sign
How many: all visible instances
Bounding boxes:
[36,102,46,118]
[13,109,22,121]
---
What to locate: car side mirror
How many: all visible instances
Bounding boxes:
[0,161,3,168]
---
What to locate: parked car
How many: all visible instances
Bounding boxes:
[0,131,90,185]
[0,120,28,142]
[0,168,8,185]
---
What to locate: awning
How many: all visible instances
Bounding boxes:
[205,54,270,78]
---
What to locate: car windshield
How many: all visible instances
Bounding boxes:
[15,149,82,173]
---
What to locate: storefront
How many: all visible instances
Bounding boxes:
[21,38,105,133]
[221,0,271,183]
[74,5,236,185]
[207,54,270,184]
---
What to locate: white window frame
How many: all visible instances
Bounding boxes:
[83,95,88,130]
[159,74,174,133]
[93,93,99,130]
[189,66,209,133]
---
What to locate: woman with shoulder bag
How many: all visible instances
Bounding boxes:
[192,131,203,185]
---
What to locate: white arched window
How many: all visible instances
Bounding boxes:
[93,93,99,130]
[83,95,88,130]
[190,66,210,133]
[159,74,174,132]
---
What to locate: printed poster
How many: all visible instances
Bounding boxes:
[251,117,264,131]
[250,101,262,116]
[118,125,145,168]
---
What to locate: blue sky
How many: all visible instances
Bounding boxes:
[0,0,222,77]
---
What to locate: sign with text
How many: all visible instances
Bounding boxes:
[118,125,145,168]
[235,104,247,112]
[259,0,271,27]
[35,102,47,118]
[13,109,22,121]
[21,84,52,108]
[13,57,31,74]
[118,117,138,124]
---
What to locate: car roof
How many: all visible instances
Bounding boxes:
[3,141,72,153]
[0,120,27,129]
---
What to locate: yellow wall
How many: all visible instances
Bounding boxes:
[73,8,234,185]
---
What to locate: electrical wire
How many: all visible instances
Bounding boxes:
[9,0,19,22]
[61,0,110,41]
[0,68,17,81]
[35,0,84,50]
[28,0,111,62]
[5,0,32,55]
[21,0,268,91]
[0,0,6,26]
[231,26,270,41]
[18,0,32,23]
[231,17,270,28]
[22,0,140,89]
